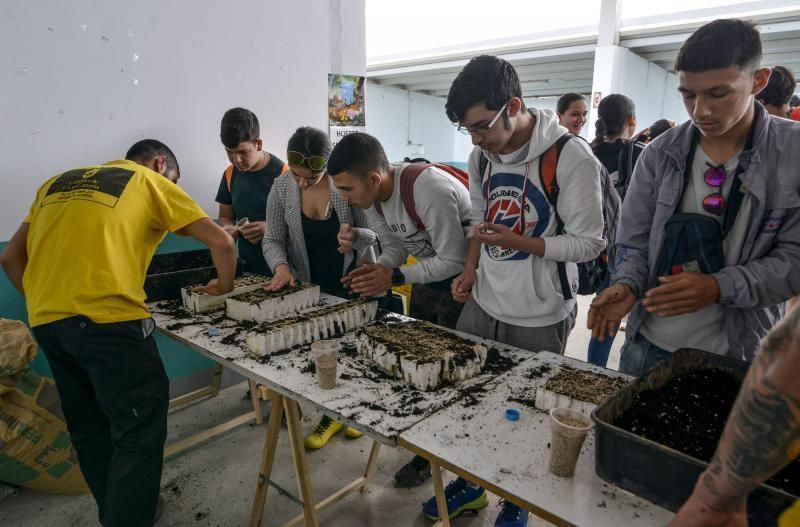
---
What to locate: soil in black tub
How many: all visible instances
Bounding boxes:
[147,251,213,275]
[614,368,800,496]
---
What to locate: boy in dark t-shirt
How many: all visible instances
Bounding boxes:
[215,107,287,275]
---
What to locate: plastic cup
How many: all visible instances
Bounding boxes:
[310,340,340,389]
[548,408,593,477]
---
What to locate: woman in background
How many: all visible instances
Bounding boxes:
[557,92,588,136]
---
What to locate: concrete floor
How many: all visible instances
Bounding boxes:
[0,295,624,527]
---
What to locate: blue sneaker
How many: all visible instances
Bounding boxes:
[494,499,528,526]
[422,477,488,520]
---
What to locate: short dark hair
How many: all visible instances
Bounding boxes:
[674,19,762,73]
[790,94,800,108]
[647,119,676,141]
[591,94,636,150]
[756,66,796,107]
[327,132,390,180]
[445,55,525,124]
[220,107,260,149]
[557,93,586,115]
[287,126,332,161]
[125,139,180,175]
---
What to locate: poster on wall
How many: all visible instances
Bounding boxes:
[328,74,366,148]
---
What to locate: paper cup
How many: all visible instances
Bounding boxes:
[548,407,593,477]
[311,340,340,389]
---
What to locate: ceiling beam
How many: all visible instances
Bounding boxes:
[367,44,596,77]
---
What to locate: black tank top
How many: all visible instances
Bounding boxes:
[301,208,348,298]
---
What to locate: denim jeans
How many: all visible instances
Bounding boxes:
[618,332,673,377]
[587,330,617,368]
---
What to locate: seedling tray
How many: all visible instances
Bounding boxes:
[592,348,797,527]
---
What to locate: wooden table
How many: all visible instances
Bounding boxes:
[150,298,528,527]
[398,352,673,527]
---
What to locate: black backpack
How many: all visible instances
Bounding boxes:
[477,135,620,299]
[613,139,646,201]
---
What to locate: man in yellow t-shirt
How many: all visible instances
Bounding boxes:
[0,139,236,527]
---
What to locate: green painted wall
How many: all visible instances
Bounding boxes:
[0,234,215,379]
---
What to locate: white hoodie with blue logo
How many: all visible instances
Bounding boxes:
[467,108,605,328]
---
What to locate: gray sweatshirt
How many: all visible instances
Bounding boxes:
[467,108,606,327]
[364,164,472,284]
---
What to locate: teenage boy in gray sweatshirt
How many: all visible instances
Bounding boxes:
[422,55,606,525]
[328,132,472,327]
[328,131,473,491]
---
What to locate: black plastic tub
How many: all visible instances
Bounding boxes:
[592,348,796,527]
[144,250,242,302]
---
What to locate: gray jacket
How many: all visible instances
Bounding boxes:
[262,173,377,282]
[613,103,800,361]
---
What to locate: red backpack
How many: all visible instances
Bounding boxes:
[375,163,469,231]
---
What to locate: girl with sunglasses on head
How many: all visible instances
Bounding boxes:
[262,126,377,299]
[261,126,377,449]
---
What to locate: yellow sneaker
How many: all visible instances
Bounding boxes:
[304,416,343,449]
[344,426,363,439]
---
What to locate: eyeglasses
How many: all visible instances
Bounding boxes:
[703,165,727,215]
[287,151,328,172]
[456,103,508,136]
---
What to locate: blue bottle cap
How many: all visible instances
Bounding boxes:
[505,408,520,421]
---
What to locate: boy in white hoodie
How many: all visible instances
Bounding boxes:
[421,55,606,525]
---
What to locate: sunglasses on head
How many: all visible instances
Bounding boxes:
[287,151,328,172]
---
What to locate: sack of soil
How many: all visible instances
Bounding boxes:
[0,319,89,495]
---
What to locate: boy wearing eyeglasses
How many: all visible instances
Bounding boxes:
[415,55,605,525]
[215,107,287,276]
[589,19,800,376]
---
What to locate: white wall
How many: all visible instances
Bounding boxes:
[368,87,591,166]
[366,81,458,163]
[589,45,685,138]
[0,0,366,240]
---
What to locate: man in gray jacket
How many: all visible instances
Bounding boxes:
[589,18,800,375]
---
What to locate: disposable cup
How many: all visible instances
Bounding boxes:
[310,340,340,389]
[548,407,593,477]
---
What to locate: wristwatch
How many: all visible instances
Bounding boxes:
[391,267,405,287]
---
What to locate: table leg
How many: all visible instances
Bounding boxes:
[249,379,264,425]
[360,441,381,493]
[430,461,451,527]
[249,390,284,527]
[283,398,319,527]
[211,363,224,397]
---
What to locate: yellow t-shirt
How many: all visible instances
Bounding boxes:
[23,159,208,327]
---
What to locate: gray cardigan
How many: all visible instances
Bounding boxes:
[262,173,377,282]
[612,103,800,361]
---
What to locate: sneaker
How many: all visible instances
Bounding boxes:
[422,477,488,520]
[494,499,528,527]
[304,416,343,449]
[344,426,363,439]
[395,455,432,488]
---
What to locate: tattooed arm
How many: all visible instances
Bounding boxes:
[669,307,800,526]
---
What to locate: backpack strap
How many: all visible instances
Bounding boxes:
[373,164,429,231]
[398,163,430,231]
[538,134,575,300]
[224,164,234,193]
[478,152,489,181]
